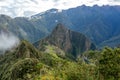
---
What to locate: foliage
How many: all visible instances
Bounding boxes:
[99,47,120,80]
[0,40,120,80]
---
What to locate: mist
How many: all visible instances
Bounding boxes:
[0,32,19,53]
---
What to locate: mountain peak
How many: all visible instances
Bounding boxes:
[56,23,65,28]
[15,40,41,58]
[47,8,58,12]
[36,24,96,58]
[52,23,68,34]
[0,14,11,19]
[0,14,11,24]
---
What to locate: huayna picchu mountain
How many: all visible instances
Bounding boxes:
[35,23,96,57]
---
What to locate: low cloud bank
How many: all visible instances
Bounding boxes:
[0,32,19,53]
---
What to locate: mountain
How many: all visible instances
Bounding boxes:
[1,5,120,47]
[35,23,95,58]
[0,15,47,42]
[31,5,120,47]
[0,40,41,80]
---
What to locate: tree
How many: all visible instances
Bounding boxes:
[99,47,120,80]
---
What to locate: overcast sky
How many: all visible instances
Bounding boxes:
[0,0,120,17]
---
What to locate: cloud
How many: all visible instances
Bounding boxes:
[0,31,19,53]
[0,0,5,1]
[112,0,120,1]
[0,0,120,17]
[30,0,38,4]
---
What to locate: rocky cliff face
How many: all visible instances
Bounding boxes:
[36,24,95,57]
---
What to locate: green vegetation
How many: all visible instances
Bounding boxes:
[0,40,120,80]
[99,47,120,80]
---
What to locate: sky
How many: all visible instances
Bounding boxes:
[0,0,120,17]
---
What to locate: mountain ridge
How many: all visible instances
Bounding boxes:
[0,15,47,42]
[1,5,120,47]
[31,5,120,47]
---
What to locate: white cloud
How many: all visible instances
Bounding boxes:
[0,31,19,53]
[0,0,120,17]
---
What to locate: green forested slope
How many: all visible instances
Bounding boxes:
[0,40,119,80]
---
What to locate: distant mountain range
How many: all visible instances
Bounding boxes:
[0,15,47,42]
[31,5,120,47]
[0,5,120,47]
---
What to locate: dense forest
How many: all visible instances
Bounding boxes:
[0,40,119,80]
